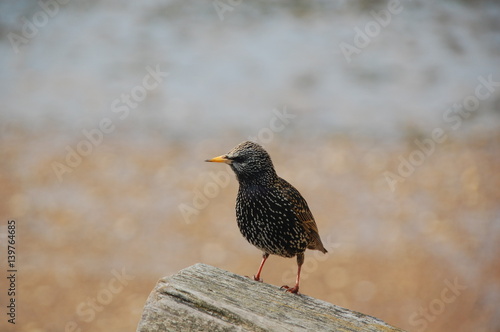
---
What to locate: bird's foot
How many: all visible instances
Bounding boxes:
[280,285,299,294]
[253,275,263,282]
[244,275,263,282]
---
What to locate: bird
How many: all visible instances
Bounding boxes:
[205,141,327,294]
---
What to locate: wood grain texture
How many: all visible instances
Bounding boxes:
[136,263,406,332]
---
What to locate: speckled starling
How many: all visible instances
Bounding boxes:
[206,141,327,294]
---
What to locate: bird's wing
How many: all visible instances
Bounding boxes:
[277,178,327,253]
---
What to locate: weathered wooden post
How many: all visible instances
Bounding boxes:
[136,263,406,332]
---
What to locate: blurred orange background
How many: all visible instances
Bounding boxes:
[1,1,499,332]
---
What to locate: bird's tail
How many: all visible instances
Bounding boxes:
[308,235,328,253]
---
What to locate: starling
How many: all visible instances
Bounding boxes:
[206,141,327,294]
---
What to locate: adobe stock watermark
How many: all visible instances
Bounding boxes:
[339,0,411,63]
[65,268,135,332]
[409,277,467,332]
[281,234,337,285]
[7,0,71,54]
[384,74,500,192]
[178,107,296,224]
[213,0,243,21]
[51,64,169,182]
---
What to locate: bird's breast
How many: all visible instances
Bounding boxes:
[235,184,308,257]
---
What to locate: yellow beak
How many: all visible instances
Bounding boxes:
[205,154,232,164]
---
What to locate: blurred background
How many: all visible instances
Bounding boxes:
[1,0,499,331]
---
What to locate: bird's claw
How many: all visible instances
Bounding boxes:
[280,285,299,294]
[253,275,263,282]
[244,275,263,282]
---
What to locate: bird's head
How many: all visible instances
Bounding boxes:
[205,141,276,183]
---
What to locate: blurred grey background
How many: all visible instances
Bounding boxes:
[2,0,499,140]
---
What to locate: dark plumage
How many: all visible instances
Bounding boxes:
[206,141,327,293]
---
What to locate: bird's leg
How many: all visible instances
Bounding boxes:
[253,252,269,282]
[281,253,304,294]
